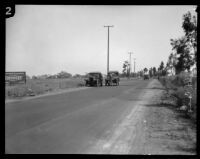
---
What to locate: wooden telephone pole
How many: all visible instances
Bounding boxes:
[128,52,133,77]
[104,25,114,75]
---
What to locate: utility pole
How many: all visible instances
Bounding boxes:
[134,58,136,78]
[134,58,136,73]
[128,52,133,77]
[104,25,114,75]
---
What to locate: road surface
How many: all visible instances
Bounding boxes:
[5,79,161,154]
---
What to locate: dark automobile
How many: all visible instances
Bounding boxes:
[144,74,149,80]
[105,71,120,86]
[85,72,103,87]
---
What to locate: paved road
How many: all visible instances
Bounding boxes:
[6,79,152,154]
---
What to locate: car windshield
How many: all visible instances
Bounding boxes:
[108,72,118,76]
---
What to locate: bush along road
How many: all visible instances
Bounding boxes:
[158,73,197,122]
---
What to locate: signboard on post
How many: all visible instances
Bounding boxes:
[5,72,26,85]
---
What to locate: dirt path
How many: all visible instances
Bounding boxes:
[87,79,196,154]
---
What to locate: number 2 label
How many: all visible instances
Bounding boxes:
[6,7,12,15]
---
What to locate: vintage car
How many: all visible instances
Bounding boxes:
[105,71,120,86]
[144,74,149,80]
[85,72,103,87]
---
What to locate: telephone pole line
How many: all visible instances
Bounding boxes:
[128,52,133,76]
[134,58,136,73]
[104,25,114,75]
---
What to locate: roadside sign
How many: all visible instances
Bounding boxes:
[5,72,26,85]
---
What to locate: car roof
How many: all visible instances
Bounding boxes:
[88,72,102,74]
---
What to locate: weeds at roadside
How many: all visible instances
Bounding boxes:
[5,78,85,99]
[158,73,196,122]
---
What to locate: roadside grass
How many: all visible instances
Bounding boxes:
[159,72,196,121]
[5,78,85,99]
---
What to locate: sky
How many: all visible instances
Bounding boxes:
[6,5,197,76]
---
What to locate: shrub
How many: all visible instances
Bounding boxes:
[159,72,196,120]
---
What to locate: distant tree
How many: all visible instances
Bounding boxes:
[159,61,164,72]
[143,68,148,74]
[166,53,176,75]
[157,68,160,77]
[32,75,37,79]
[163,65,168,76]
[57,71,72,78]
[158,61,167,76]
[38,74,48,79]
[137,70,143,77]
[47,75,54,79]
[49,74,58,79]
[73,74,81,78]
[152,67,157,76]
[122,61,130,77]
[149,67,153,78]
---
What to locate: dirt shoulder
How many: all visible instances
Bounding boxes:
[133,79,196,155]
[144,81,196,155]
[88,79,196,154]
